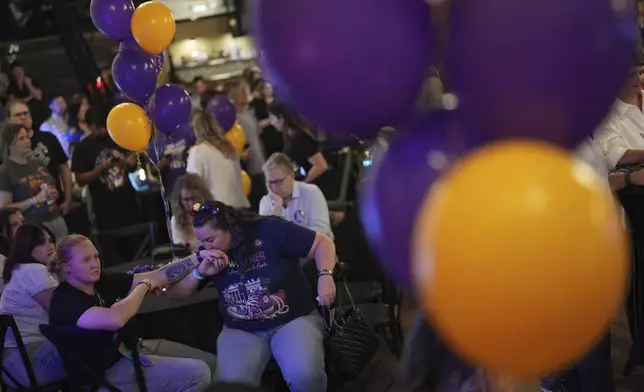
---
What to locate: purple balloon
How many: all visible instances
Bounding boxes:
[90,0,135,41]
[205,94,237,132]
[112,50,157,104]
[154,84,192,135]
[255,0,433,137]
[450,0,636,148]
[119,36,143,53]
[359,111,471,286]
[119,38,164,75]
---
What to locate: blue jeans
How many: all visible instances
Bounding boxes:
[541,334,615,392]
[2,339,66,387]
[215,311,326,392]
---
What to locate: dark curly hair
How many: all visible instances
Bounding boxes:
[192,201,260,272]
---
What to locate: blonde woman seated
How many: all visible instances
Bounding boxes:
[186,110,250,209]
[49,234,222,392]
[170,173,214,250]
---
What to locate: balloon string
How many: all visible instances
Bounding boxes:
[144,148,177,261]
[146,98,178,261]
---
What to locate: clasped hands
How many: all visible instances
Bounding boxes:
[195,249,229,276]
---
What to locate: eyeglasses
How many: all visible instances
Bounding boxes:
[11,110,30,118]
[191,202,220,217]
[266,177,287,186]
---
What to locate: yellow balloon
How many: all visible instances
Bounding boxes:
[241,171,252,197]
[131,2,176,55]
[412,140,628,380]
[226,123,247,154]
[107,103,152,151]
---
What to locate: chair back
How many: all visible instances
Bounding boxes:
[0,313,39,390]
[39,323,146,392]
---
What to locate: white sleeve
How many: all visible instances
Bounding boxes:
[258,195,273,216]
[18,264,58,298]
[594,120,628,169]
[170,216,185,245]
[186,147,202,176]
[307,185,333,240]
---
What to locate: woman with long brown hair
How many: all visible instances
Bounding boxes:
[170,173,214,249]
[186,110,250,209]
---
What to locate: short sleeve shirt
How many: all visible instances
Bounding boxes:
[0,263,58,346]
[201,216,317,332]
[0,159,59,223]
[49,272,134,374]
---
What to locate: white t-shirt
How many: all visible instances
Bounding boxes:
[0,263,58,347]
[186,143,251,209]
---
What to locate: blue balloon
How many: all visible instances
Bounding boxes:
[360,111,471,286]
[449,0,637,147]
[112,50,157,104]
[205,94,237,133]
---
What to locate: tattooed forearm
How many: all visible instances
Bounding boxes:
[163,255,198,284]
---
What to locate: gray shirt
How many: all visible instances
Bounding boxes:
[0,263,58,346]
[238,108,266,175]
[0,159,59,223]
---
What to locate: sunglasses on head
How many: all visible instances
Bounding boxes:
[191,202,220,217]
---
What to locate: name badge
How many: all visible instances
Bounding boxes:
[294,209,305,223]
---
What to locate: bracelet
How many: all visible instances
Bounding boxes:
[136,281,152,291]
[318,269,333,278]
[192,268,206,281]
[29,197,35,206]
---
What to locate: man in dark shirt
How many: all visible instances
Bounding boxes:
[6,99,72,215]
[71,106,140,231]
[7,62,48,130]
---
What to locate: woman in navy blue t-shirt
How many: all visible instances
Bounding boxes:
[167,201,337,392]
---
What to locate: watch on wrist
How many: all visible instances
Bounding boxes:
[318,269,333,278]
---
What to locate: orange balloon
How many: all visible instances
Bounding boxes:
[226,123,247,154]
[107,103,152,151]
[131,2,176,55]
[241,170,252,197]
[412,140,628,380]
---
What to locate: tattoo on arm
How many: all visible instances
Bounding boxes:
[163,256,197,284]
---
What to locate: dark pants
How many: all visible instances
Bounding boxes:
[249,173,266,213]
[541,334,615,392]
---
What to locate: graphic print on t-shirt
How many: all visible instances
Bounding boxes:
[221,243,290,321]
[19,168,57,213]
[30,142,51,168]
[95,148,126,191]
[163,139,188,171]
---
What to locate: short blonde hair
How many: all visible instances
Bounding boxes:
[50,234,91,277]
[263,152,295,174]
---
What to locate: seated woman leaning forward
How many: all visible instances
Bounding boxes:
[165,201,337,392]
[48,234,218,392]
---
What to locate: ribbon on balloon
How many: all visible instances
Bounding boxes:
[91,0,191,258]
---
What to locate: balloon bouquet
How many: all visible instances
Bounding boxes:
[255,0,636,387]
[90,0,191,246]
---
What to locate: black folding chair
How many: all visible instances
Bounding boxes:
[0,314,67,392]
[39,324,147,392]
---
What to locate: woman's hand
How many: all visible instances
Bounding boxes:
[196,249,229,276]
[33,188,48,204]
[317,275,336,306]
[140,278,161,292]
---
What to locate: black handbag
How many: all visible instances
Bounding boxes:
[322,279,380,379]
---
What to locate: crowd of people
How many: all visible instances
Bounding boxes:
[0,60,351,392]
